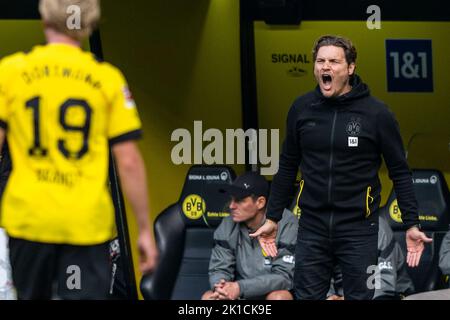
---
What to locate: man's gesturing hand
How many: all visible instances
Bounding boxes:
[249,219,278,257]
[406,226,432,267]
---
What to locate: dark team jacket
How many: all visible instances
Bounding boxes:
[267,75,420,237]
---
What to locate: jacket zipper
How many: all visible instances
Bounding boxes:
[328,110,338,237]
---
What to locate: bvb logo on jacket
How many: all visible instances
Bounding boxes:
[346,117,361,147]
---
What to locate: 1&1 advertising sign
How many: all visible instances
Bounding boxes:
[385,39,433,92]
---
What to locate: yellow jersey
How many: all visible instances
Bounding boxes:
[0,43,142,245]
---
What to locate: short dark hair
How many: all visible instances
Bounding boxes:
[312,35,357,65]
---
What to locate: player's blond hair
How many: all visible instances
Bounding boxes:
[39,0,100,41]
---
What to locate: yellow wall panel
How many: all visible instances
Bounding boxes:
[0,20,45,56]
[100,0,242,296]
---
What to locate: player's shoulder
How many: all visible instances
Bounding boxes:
[0,51,27,72]
[96,60,127,84]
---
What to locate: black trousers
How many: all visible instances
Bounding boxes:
[9,237,111,300]
[294,227,378,300]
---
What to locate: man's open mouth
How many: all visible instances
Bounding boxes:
[321,74,332,90]
[322,74,332,84]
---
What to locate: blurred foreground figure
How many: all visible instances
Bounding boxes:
[0,0,157,299]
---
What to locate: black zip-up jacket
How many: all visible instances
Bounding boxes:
[267,75,420,237]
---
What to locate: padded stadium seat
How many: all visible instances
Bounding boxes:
[381,169,450,293]
[140,165,236,300]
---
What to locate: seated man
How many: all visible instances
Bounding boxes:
[439,230,450,279]
[327,215,415,300]
[202,171,298,300]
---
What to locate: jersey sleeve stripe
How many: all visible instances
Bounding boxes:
[109,129,142,146]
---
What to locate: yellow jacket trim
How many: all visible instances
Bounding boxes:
[366,186,374,218]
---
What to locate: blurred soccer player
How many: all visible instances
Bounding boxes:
[0,0,157,299]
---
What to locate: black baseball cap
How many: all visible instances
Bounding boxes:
[220,171,269,200]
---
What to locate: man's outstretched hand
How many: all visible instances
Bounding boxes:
[249,219,278,257]
[406,226,432,267]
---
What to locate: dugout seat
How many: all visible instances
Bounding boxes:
[381,169,450,293]
[140,165,236,300]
